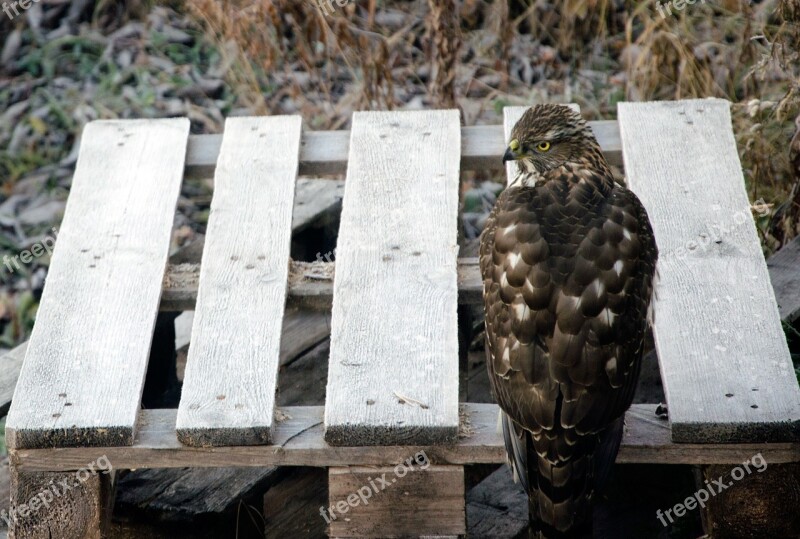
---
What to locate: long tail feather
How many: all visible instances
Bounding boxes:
[502,411,624,538]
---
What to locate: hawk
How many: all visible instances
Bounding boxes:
[479,105,658,538]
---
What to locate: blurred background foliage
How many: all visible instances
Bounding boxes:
[0,0,798,349]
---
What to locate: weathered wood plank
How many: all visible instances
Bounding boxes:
[184,121,622,178]
[3,229,799,420]
[116,307,330,527]
[466,466,527,538]
[263,467,328,538]
[115,466,279,522]
[327,465,466,537]
[703,461,800,537]
[176,116,301,447]
[324,110,461,446]
[9,468,113,539]
[6,119,190,449]
[292,178,345,233]
[160,258,481,312]
[618,99,800,443]
[9,404,800,472]
[767,235,800,324]
[162,246,800,318]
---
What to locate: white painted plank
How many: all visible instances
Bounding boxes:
[618,99,800,443]
[503,104,580,183]
[6,118,190,449]
[324,110,461,445]
[176,116,301,447]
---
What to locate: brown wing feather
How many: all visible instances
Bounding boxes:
[480,177,657,536]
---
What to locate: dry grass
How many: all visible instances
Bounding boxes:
[176,1,800,248]
[183,0,398,127]
[617,0,799,250]
[1,2,798,351]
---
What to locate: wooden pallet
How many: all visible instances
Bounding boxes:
[4,100,800,538]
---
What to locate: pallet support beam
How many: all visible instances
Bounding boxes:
[327,465,465,538]
[9,468,114,539]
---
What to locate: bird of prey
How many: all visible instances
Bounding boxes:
[479,105,658,538]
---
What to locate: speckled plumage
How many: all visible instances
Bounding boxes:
[480,105,658,538]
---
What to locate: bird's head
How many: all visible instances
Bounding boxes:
[503,104,598,176]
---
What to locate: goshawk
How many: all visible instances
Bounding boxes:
[479,104,658,538]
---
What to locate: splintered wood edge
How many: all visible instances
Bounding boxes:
[176,426,272,448]
[9,404,799,472]
[323,424,460,447]
[184,121,622,178]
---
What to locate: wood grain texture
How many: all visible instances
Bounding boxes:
[466,466,527,538]
[10,404,800,472]
[327,465,466,537]
[9,468,113,539]
[110,234,800,315]
[618,99,800,443]
[115,307,330,527]
[703,462,800,538]
[6,119,189,450]
[767,235,800,324]
[263,467,328,538]
[176,116,301,447]
[160,257,481,312]
[324,110,461,446]
[115,466,278,521]
[292,178,345,233]
[184,121,623,178]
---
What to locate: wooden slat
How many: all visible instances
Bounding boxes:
[6,118,190,449]
[184,121,622,178]
[292,177,345,233]
[618,99,800,443]
[324,110,461,446]
[9,404,800,472]
[176,116,301,447]
[160,258,481,312]
[4,228,798,419]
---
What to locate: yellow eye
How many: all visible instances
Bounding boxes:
[537,141,551,152]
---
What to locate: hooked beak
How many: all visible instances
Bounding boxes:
[503,138,521,163]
